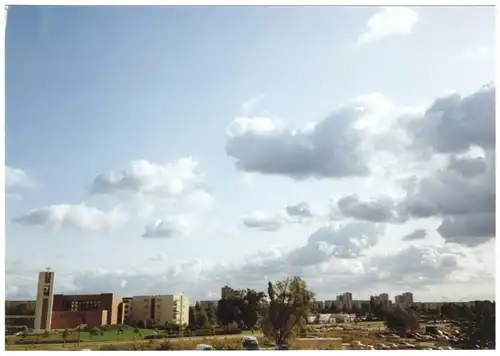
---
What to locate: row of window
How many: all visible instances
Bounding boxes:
[60,300,101,311]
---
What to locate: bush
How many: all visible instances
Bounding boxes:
[157,340,183,350]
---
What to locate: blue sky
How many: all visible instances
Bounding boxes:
[5,5,495,302]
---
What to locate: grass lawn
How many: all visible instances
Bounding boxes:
[358,321,385,326]
[10,328,155,343]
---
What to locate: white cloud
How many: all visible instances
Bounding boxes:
[142,215,193,238]
[12,203,126,232]
[357,7,419,45]
[464,46,491,60]
[225,95,393,180]
[242,211,286,232]
[241,94,265,114]
[5,166,36,189]
[89,157,205,199]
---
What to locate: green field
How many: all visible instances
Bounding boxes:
[8,328,155,344]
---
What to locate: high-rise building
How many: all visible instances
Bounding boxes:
[342,292,353,310]
[34,269,55,330]
[395,292,414,308]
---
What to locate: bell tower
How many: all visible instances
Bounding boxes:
[34,267,55,330]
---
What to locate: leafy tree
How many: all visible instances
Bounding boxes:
[341,305,348,313]
[62,329,69,344]
[459,301,495,350]
[195,302,209,328]
[384,308,419,335]
[7,303,35,316]
[327,304,338,313]
[261,277,314,347]
[360,302,370,316]
[206,306,216,326]
[241,289,265,330]
[133,327,141,339]
[188,306,197,330]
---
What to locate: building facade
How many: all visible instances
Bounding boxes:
[127,295,189,327]
[395,292,414,308]
[51,293,122,329]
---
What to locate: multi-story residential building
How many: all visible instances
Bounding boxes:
[127,295,189,327]
[336,292,353,310]
[313,301,325,311]
[395,292,414,308]
[378,293,391,309]
[324,300,335,310]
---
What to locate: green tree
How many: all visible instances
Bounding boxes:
[327,303,338,313]
[133,327,141,339]
[241,289,266,331]
[206,306,216,326]
[384,308,419,335]
[188,306,197,330]
[62,329,69,345]
[195,302,209,328]
[460,301,495,350]
[261,277,314,347]
[360,302,370,316]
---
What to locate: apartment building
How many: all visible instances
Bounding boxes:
[395,292,414,308]
[336,292,353,310]
[313,301,325,311]
[127,295,189,327]
[324,300,335,310]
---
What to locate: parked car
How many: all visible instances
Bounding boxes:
[242,336,259,350]
[275,344,292,350]
[196,344,214,351]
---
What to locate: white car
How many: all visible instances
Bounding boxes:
[196,344,214,351]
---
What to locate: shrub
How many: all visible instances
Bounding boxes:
[157,340,182,351]
[99,344,119,351]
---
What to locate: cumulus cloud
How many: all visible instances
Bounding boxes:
[365,245,462,286]
[225,94,392,180]
[142,215,193,238]
[285,202,315,218]
[335,194,403,223]
[6,242,491,302]
[242,211,286,232]
[5,166,36,189]
[406,83,495,155]
[357,7,419,44]
[288,222,385,264]
[402,229,427,241]
[89,157,205,199]
[12,203,126,232]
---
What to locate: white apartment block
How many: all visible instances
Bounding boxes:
[128,294,189,327]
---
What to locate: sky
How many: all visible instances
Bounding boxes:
[5,5,496,303]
